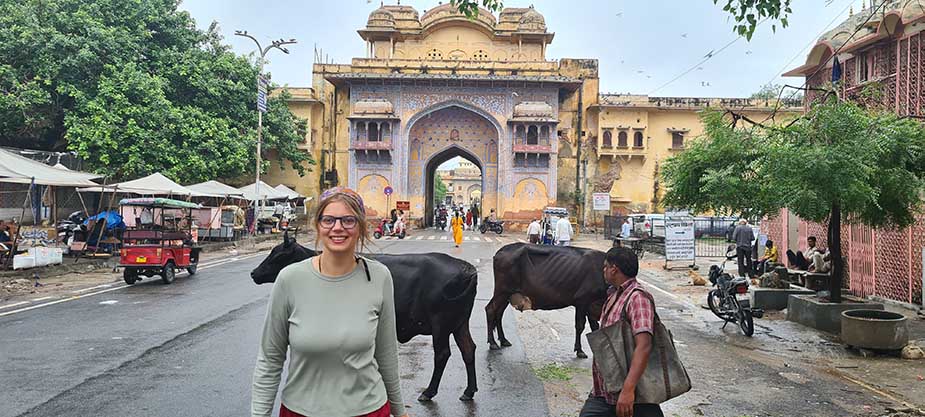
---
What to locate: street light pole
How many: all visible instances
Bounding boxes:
[234,30,296,235]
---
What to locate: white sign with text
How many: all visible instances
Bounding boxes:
[592,193,610,211]
[665,217,696,261]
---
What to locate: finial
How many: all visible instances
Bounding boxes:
[861,0,866,10]
[850,5,854,16]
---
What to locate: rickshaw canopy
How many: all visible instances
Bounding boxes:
[119,197,202,209]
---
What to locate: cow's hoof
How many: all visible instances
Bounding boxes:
[576,351,588,359]
[459,391,476,401]
[418,392,435,402]
[489,343,501,351]
[500,340,512,347]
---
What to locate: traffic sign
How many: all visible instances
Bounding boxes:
[383,186,393,196]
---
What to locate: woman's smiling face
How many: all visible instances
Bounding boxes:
[317,201,360,254]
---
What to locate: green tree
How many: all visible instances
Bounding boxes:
[451,0,790,40]
[434,174,448,206]
[751,83,803,101]
[662,98,925,303]
[0,0,312,183]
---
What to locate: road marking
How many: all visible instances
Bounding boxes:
[72,283,114,294]
[99,300,118,305]
[464,236,471,241]
[0,301,29,310]
[31,296,53,302]
[415,236,423,240]
[637,278,681,301]
[428,236,436,240]
[440,236,447,240]
[0,251,267,318]
[473,237,481,241]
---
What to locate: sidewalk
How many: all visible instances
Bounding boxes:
[0,232,298,306]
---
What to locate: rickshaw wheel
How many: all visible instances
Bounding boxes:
[187,263,198,275]
[123,269,138,285]
[161,261,176,284]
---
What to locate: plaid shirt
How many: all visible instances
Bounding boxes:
[591,278,655,404]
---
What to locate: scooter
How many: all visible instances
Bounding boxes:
[436,213,448,231]
[707,245,764,337]
[56,211,87,247]
[373,219,406,240]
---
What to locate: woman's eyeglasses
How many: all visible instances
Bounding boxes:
[319,215,359,230]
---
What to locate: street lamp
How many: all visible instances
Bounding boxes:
[234,30,296,235]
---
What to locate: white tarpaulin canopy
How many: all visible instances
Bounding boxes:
[78,172,212,196]
[274,184,305,199]
[0,148,102,186]
[187,180,245,197]
[237,181,288,201]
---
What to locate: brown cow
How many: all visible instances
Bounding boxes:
[486,243,608,358]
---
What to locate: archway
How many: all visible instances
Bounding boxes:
[406,104,500,226]
[425,147,483,226]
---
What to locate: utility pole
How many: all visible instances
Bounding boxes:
[234,30,296,235]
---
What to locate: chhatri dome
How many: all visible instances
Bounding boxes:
[518,5,546,33]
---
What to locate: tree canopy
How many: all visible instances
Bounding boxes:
[450,0,790,39]
[434,174,448,205]
[0,0,313,183]
[662,97,925,302]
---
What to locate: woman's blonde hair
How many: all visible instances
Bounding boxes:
[314,187,369,252]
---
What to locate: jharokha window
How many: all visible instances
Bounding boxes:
[617,131,628,147]
[633,131,644,147]
[602,131,612,147]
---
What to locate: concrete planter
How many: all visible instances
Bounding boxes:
[786,295,884,334]
[750,286,815,311]
[841,309,909,351]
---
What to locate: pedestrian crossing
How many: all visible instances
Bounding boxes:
[374,230,526,244]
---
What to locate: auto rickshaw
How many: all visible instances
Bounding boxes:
[118,198,202,285]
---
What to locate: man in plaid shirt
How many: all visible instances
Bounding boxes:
[580,247,663,417]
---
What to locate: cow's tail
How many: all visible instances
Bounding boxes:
[444,261,478,303]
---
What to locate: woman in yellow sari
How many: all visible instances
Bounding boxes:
[451,211,464,247]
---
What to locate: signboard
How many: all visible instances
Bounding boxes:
[383,186,393,196]
[256,76,268,113]
[396,201,410,210]
[665,217,695,261]
[592,193,610,211]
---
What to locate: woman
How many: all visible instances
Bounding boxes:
[252,187,409,417]
[451,210,464,248]
[465,209,473,231]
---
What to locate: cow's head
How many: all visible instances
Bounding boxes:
[250,231,317,284]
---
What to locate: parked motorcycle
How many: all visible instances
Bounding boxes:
[56,211,87,247]
[479,218,503,234]
[707,245,763,336]
[373,219,406,240]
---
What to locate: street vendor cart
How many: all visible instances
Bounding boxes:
[118,198,202,285]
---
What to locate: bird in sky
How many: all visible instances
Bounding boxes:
[615,12,623,17]
[745,50,753,55]
[681,33,688,38]
[697,66,704,71]
[701,81,711,87]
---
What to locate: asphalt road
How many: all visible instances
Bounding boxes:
[0,229,542,417]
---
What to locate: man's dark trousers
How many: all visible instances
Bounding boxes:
[736,246,753,277]
[579,396,664,417]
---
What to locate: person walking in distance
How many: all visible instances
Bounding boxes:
[732,219,755,278]
[451,210,464,248]
[251,187,409,417]
[581,247,663,417]
[527,218,542,244]
[555,215,574,246]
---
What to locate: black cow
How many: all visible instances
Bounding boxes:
[487,243,608,358]
[250,236,479,402]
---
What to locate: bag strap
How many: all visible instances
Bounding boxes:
[619,287,661,325]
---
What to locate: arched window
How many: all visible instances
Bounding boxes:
[426,49,443,60]
[515,125,526,143]
[617,131,628,147]
[540,126,550,144]
[602,131,612,147]
[356,122,367,142]
[368,123,380,142]
[527,125,538,145]
[381,123,391,142]
[633,131,644,147]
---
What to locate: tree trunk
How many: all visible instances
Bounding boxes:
[828,203,843,303]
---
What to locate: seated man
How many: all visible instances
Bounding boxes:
[0,224,11,243]
[755,239,779,274]
[808,249,832,274]
[786,236,821,270]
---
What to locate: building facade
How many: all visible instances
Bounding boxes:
[776,0,925,305]
[263,3,798,228]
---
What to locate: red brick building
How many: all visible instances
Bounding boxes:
[775,0,925,305]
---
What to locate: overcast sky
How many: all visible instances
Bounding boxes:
[180,0,858,97]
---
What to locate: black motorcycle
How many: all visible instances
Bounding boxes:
[479,218,503,234]
[436,212,448,231]
[707,246,763,337]
[56,211,87,246]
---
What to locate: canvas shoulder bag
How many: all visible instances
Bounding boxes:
[586,288,691,404]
